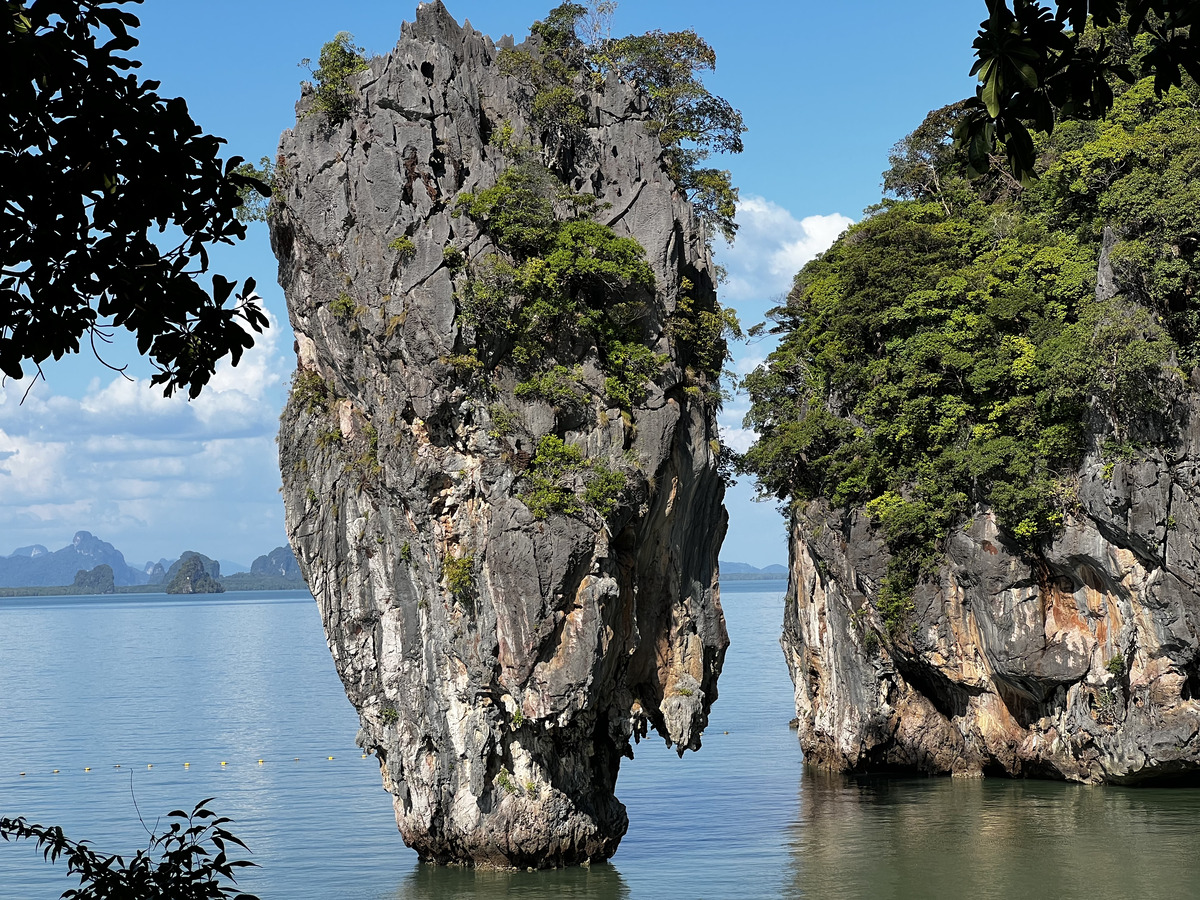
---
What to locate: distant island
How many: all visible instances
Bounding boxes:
[719,561,788,581]
[0,532,307,598]
[0,533,781,597]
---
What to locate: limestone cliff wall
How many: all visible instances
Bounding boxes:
[784,392,1200,783]
[270,3,727,866]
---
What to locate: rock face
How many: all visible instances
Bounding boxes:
[271,4,728,867]
[784,391,1200,784]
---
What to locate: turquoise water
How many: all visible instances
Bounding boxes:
[3,584,1200,899]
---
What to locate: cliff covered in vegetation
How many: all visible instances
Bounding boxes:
[271,3,737,866]
[745,47,1200,782]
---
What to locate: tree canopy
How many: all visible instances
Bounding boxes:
[963,0,1200,182]
[497,2,745,243]
[743,65,1197,633]
[2,0,270,398]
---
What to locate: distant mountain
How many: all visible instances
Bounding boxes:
[0,534,303,594]
[719,560,786,574]
[166,556,224,595]
[0,532,147,587]
[251,546,301,581]
[719,560,788,580]
[165,552,220,582]
[10,544,49,558]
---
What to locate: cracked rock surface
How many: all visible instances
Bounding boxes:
[270,3,728,866]
[785,374,1200,782]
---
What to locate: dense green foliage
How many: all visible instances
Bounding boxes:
[1,800,259,899]
[2,0,269,396]
[743,71,1197,633]
[962,1,1200,182]
[442,556,475,600]
[497,3,744,241]
[300,32,368,124]
[455,155,663,408]
[520,435,626,519]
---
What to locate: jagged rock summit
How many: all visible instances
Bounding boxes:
[272,3,729,867]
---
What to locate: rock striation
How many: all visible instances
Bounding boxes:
[271,3,728,866]
[784,306,1200,782]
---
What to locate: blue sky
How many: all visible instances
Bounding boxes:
[0,0,984,569]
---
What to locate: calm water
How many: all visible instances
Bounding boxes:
[2,584,1200,899]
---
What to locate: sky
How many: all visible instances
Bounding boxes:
[0,0,985,570]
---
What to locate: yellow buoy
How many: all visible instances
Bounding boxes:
[147,764,153,769]
[184,762,190,767]
[53,769,59,774]
[327,756,334,760]
[84,767,91,772]
[258,759,264,765]
[220,761,227,766]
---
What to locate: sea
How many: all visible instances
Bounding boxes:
[3,582,1200,899]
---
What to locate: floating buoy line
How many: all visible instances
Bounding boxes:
[11,753,373,778]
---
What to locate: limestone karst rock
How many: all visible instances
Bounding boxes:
[784,437,1200,783]
[782,245,1200,783]
[271,3,729,866]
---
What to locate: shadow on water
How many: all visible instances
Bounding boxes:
[382,862,629,899]
[788,769,1200,900]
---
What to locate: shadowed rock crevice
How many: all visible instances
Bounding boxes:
[271,3,728,867]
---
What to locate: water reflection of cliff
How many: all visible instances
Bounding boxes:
[385,862,629,899]
[789,772,1200,899]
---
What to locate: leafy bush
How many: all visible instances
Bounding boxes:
[330,292,357,318]
[301,32,368,124]
[442,245,466,270]
[520,434,627,520]
[487,404,518,438]
[0,800,259,900]
[443,555,475,599]
[388,235,416,261]
[455,156,660,408]
[582,463,626,518]
[669,276,741,384]
[290,370,328,415]
[520,435,584,518]
[515,365,586,414]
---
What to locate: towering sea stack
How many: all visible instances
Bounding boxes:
[746,82,1200,783]
[271,4,729,866]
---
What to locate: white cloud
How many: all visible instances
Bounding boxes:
[0,308,293,565]
[715,197,854,322]
[711,197,852,556]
